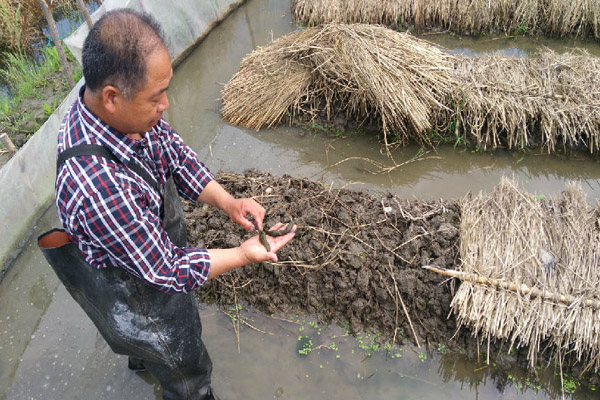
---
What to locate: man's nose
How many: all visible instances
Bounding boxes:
[158,93,169,112]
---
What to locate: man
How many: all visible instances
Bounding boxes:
[38,8,295,400]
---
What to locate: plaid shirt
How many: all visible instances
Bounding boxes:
[56,86,213,294]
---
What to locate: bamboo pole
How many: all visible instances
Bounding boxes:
[423,265,600,310]
[75,0,93,29]
[37,0,75,89]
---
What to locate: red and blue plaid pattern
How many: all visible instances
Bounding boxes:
[55,86,214,294]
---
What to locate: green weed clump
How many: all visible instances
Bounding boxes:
[0,44,82,145]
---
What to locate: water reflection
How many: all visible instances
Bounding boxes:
[437,350,600,400]
[420,33,600,57]
[242,126,600,202]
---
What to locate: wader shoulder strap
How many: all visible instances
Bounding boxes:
[57,143,160,194]
[56,143,186,246]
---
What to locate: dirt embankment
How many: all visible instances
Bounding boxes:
[185,170,600,390]
[186,170,463,349]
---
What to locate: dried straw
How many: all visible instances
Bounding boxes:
[221,23,455,145]
[291,0,600,38]
[453,177,600,372]
[223,23,600,153]
[446,49,600,152]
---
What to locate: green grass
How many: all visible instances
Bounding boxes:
[0,43,81,145]
[1,44,70,97]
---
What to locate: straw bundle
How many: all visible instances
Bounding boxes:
[223,23,600,152]
[291,0,600,38]
[447,49,600,152]
[543,0,600,38]
[453,178,600,371]
[221,23,455,145]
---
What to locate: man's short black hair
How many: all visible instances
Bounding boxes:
[82,9,168,100]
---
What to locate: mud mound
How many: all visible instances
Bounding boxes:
[185,170,461,347]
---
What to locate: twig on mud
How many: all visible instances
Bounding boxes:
[392,197,446,221]
[387,263,421,349]
[377,269,400,347]
[218,277,254,290]
[373,231,412,264]
[393,230,432,253]
[271,260,321,269]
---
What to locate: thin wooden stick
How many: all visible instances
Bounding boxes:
[75,0,93,29]
[423,265,600,310]
[37,0,75,88]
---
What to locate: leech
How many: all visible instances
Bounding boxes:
[259,230,271,252]
[258,220,295,251]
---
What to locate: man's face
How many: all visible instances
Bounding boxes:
[115,46,173,135]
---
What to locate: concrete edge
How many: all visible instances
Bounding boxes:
[0,0,247,278]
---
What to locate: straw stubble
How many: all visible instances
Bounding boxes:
[223,23,600,153]
[455,178,600,372]
[292,0,600,38]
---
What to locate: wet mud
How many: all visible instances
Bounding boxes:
[184,170,598,386]
[186,170,462,348]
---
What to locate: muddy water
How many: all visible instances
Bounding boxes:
[161,0,600,399]
[422,33,600,57]
[167,0,600,204]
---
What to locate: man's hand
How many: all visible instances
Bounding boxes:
[207,222,296,278]
[197,180,266,231]
[224,197,266,231]
[239,222,296,263]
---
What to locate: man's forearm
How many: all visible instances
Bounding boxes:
[196,179,235,212]
[206,248,249,279]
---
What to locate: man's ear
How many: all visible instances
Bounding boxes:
[101,85,122,113]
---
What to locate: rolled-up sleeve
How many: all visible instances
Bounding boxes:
[160,123,214,202]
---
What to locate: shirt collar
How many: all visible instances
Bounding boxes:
[75,85,145,166]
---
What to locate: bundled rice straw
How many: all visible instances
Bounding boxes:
[291,0,600,39]
[221,23,455,145]
[451,178,600,371]
[446,49,600,152]
[223,22,600,153]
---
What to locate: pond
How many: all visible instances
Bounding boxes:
[162,0,600,399]
[167,0,600,204]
